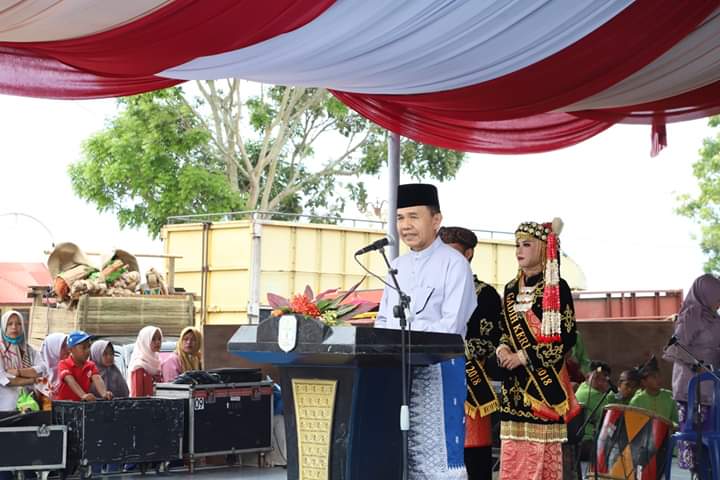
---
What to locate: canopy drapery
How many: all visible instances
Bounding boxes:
[1,0,719,155]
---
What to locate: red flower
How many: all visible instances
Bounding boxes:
[289,294,321,318]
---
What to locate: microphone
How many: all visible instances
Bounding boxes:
[608,380,618,394]
[355,236,394,256]
[666,335,678,348]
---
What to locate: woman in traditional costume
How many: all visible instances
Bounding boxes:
[495,219,579,480]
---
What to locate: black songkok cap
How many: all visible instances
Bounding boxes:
[397,183,440,210]
[439,226,478,250]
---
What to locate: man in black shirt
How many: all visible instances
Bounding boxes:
[440,226,502,480]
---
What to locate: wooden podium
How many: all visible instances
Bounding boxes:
[228,315,464,480]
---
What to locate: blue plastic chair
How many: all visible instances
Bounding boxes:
[665,371,720,480]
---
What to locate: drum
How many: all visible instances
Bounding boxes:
[595,404,673,480]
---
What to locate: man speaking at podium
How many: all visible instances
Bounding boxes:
[375,183,477,479]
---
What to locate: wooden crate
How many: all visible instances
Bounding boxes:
[29,294,194,347]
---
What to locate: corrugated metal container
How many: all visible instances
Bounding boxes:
[162,216,586,326]
[573,289,682,321]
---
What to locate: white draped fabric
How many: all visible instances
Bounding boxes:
[0,0,717,154]
[161,0,632,94]
[0,0,170,42]
[566,7,720,111]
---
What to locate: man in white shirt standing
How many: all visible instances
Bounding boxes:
[375,183,477,479]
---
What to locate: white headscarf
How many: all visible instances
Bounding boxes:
[1,310,31,370]
[128,326,162,376]
[40,332,67,387]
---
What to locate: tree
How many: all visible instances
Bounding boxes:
[677,115,720,273]
[70,81,466,237]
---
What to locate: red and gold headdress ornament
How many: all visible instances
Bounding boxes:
[515,218,564,343]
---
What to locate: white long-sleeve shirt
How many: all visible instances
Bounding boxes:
[375,236,476,337]
[0,345,46,411]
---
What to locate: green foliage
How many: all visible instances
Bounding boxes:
[677,115,720,273]
[69,88,243,237]
[70,81,466,236]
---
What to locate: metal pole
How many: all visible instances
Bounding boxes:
[248,215,263,324]
[387,132,401,260]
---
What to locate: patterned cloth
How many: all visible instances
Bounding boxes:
[498,273,577,438]
[677,401,713,470]
[499,439,562,480]
[465,413,492,448]
[409,358,467,479]
[497,272,577,480]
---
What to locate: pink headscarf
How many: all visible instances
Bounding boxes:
[128,326,162,375]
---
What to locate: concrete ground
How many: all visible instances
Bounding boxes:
[101,460,695,479]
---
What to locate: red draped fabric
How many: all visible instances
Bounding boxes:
[0,0,335,77]
[334,90,613,154]
[0,47,180,99]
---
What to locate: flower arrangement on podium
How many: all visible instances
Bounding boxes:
[267,280,376,327]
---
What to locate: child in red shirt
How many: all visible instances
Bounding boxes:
[55,331,113,402]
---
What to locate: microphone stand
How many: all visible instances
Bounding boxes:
[669,339,720,480]
[573,387,613,480]
[379,247,412,480]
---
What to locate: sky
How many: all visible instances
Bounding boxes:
[0,92,714,293]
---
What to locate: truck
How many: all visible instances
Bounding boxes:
[160,211,587,370]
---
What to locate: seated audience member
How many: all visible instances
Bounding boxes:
[90,340,129,398]
[37,332,69,409]
[575,361,613,459]
[129,326,163,397]
[162,326,202,382]
[0,311,46,412]
[629,356,679,424]
[55,331,113,402]
[613,368,642,405]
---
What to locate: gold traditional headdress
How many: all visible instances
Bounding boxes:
[515,218,564,343]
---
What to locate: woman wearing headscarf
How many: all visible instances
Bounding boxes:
[663,273,720,473]
[128,326,163,397]
[161,326,202,382]
[90,340,129,398]
[0,311,46,412]
[39,332,68,390]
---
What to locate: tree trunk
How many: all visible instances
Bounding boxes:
[226,154,239,192]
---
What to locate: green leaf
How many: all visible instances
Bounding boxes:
[336,304,357,317]
[69,82,467,238]
[316,299,333,311]
[676,115,720,273]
